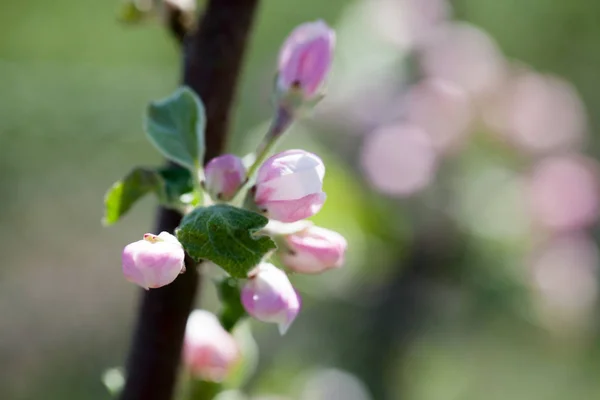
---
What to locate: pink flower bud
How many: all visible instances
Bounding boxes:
[254,150,326,223]
[204,154,247,201]
[281,226,347,274]
[241,263,301,335]
[278,20,336,98]
[183,310,240,381]
[122,232,185,289]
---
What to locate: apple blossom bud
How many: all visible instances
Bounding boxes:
[278,20,336,99]
[241,263,301,335]
[254,150,326,223]
[183,310,240,382]
[122,232,185,289]
[280,226,347,274]
[204,154,247,201]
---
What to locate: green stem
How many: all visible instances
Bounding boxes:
[245,134,278,179]
[217,277,248,332]
[186,375,221,400]
[191,161,206,206]
[245,107,293,179]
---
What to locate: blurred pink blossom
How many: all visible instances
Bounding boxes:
[369,0,451,48]
[418,22,505,97]
[403,79,472,153]
[528,155,600,232]
[530,234,598,327]
[483,71,586,154]
[183,310,240,381]
[361,124,437,196]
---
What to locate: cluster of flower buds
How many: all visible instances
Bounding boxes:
[120,20,345,338]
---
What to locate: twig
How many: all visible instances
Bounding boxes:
[119,1,260,399]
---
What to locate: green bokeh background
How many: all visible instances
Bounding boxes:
[2,1,600,399]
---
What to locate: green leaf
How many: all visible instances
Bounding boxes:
[144,86,206,170]
[103,167,164,226]
[118,2,150,24]
[157,166,194,204]
[176,205,276,278]
[217,278,247,331]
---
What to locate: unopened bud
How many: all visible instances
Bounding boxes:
[183,310,240,382]
[122,232,185,289]
[204,154,247,201]
[254,150,326,223]
[281,226,347,274]
[276,20,335,110]
[241,263,301,335]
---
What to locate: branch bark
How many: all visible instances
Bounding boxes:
[119,1,260,399]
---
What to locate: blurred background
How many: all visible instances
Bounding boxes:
[3,0,600,399]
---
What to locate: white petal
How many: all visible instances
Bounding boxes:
[260,168,324,201]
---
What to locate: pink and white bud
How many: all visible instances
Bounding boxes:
[278,20,336,99]
[241,263,301,335]
[255,150,326,223]
[281,226,347,274]
[183,310,240,382]
[122,232,185,289]
[204,154,247,201]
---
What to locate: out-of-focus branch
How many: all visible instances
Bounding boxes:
[119,1,260,399]
[165,6,189,44]
[182,0,259,161]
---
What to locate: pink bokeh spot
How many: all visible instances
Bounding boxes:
[530,234,598,320]
[369,0,451,49]
[528,155,600,232]
[403,78,472,153]
[419,22,505,97]
[483,70,587,154]
[361,124,437,196]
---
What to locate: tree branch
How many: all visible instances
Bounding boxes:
[119,1,260,399]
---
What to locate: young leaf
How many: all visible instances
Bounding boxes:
[177,205,276,278]
[157,166,194,204]
[144,86,206,170]
[103,168,164,225]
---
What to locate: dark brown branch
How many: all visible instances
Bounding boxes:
[165,6,189,44]
[119,1,260,399]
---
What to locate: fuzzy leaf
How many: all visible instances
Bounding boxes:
[144,86,206,170]
[177,205,276,277]
[103,168,163,225]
